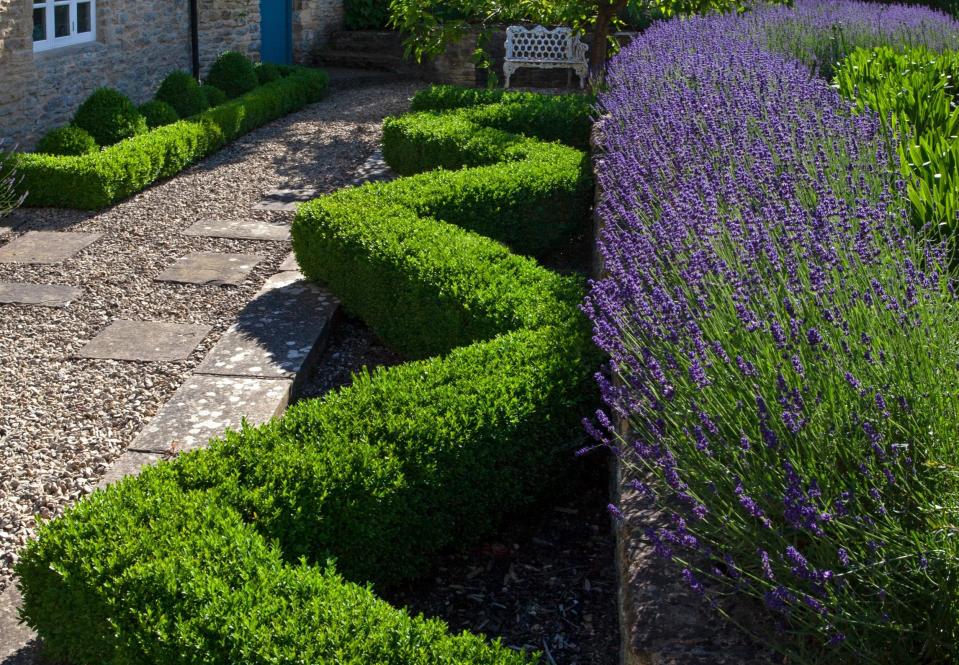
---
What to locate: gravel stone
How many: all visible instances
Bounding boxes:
[0,79,421,595]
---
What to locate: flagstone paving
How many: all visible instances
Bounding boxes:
[156,252,262,286]
[0,231,100,264]
[252,187,319,211]
[0,283,82,307]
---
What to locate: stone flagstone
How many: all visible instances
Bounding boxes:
[156,252,261,286]
[0,231,100,264]
[252,187,318,211]
[351,148,396,185]
[279,252,299,272]
[78,319,211,362]
[128,374,292,454]
[0,282,82,307]
[182,218,290,241]
[196,271,337,382]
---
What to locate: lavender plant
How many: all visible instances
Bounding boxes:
[0,139,24,219]
[587,4,959,662]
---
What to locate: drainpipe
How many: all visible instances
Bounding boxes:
[189,0,200,80]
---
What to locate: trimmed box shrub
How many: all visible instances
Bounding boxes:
[206,51,259,99]
[72,88,147,147]
[156,70,209,119]
[17,87,595,663]
[138,100,179,129]
[200,84,228,108]
[36,126,98,156]
[15,67,329,209]
[255,62,283,85]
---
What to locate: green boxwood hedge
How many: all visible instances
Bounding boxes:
[16,87,596,664]
[15,67,328,209]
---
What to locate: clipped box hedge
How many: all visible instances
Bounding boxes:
[16,67,328,209]
[17,88,595,664]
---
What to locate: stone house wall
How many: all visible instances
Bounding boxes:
[0,0,192,149]
[293,0,343,64]
[197,0,260,77]
[0,0,344,150]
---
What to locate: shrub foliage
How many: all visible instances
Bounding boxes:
[156,70,210,119]
[17,87,596,663]
[15,68,328,209]
[36,126,98,156]
[205,51,259,99]
[71,88,147,147]
[138,100,179,129]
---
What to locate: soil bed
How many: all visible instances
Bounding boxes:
[384,458,619,665]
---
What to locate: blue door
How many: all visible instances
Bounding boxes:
[261,0,292,65]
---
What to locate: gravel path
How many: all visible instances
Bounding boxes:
[0,79,421,594]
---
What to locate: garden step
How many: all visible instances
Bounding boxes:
[127,375,292,455]
[195,270,338,389]
[317,49,414,74]
[0,231,100,264]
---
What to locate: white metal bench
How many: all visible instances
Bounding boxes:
[503,25,589,89]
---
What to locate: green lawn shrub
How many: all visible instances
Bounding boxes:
[138,100,179,129]
[255,62,283,85]
[206,51,259,99]
[16,85,595,664]
[200,83,228,108]
[344,0,391,29]
[155,70,209,119]
[35,126,98,156]
[72,88,147,147]
[15,67,329,209]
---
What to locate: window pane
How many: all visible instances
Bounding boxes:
[54,4,69,38]
[77,2,91,33]
[32,7,46,41]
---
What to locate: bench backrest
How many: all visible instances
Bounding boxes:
[505,25,576,62]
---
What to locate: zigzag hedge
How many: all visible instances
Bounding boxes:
[15,86,597,663]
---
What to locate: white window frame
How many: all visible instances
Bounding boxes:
[32,0,96,52]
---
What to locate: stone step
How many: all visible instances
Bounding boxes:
[127,375,292,455]
[195,270,338,390]
[317,49,414,73]
[327,29,405,53]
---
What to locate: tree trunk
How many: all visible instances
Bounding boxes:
[589,0,629,85]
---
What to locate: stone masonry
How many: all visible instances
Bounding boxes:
[0,0,344,149]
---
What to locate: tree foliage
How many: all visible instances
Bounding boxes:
[388,0,752,81]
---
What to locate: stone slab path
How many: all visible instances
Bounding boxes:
[0,76,420,665]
